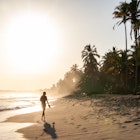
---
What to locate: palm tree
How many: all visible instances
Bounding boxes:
[113,1,130,89]
[81,45,100,94]
[129,0,140,41]
[101,47,134,93]
[70,64,81,83]
[128,0,140,91]
[100,47,122,93]
[113,0,140,92]
[82,45,100,77]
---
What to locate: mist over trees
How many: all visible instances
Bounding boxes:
[48,64,82,96]
[47,44,138,96]
[47,0,140,96]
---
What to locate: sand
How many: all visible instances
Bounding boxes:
[4,94,140,140]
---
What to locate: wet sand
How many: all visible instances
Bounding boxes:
[4,94,140,140]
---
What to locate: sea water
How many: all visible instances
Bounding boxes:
[0,91,40,112]
[0,91,55,140]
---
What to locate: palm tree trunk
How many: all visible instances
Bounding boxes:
[124,23,128,91]
[134,29,138,92]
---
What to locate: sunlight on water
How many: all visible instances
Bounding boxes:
[0,91,56,121]
[17,103,55,114]
[0,92,40,111]
[0,92,38,98]
[0,122,33,140]
[0,91,56,140]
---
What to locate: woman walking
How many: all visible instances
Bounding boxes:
[40,91,50,121]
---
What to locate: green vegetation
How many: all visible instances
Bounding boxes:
[48,0,140,96]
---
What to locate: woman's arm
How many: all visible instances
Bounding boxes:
[46,96,50,108]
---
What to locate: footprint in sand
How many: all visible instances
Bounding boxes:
[80,116,88,120]
[124,120,132,123]
[134,123,139,125]
[63,118,68,123]
[101,137,112,140]
[71,117,74,120]
[69,122,74,125]
[36,120,42,124]
[121,125,126,128]
[81,127,88,132]
[76,124,82,128]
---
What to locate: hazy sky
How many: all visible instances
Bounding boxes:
[0,0,132,90]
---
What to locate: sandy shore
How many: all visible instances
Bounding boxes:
[4,94,140,140]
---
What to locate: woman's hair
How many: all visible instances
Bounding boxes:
[43,91,46,95]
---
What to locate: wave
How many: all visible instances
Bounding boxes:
[0,92,55,113]
[0,104,34,112]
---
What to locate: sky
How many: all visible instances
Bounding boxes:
[0,0,132,90]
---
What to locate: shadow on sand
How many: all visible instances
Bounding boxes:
[41,121,57,139]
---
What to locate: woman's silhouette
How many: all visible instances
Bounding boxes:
[40,91,50,121]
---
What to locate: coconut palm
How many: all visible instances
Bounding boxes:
[113,0,140,91]
[82,45,100,76]
[100,47,122,92]
[113,1,130,89]
[81,45,100,94]
[101,47,134,93]
[128,0,140,90]
[128,0,140,41]
[70,64,82,84]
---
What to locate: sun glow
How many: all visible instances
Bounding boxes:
[5,12,61,74]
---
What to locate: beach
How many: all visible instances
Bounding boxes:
[4,94,140,140]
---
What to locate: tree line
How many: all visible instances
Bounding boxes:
[47,0,140,96]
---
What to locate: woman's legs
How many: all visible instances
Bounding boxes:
[42,103,46,121]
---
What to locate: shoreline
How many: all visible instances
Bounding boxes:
[4,95,140,140]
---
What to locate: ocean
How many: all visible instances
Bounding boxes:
[0,91,40,112]
[0,91,55,140]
